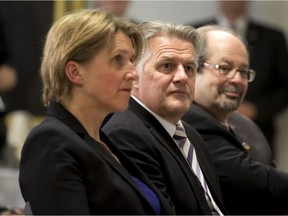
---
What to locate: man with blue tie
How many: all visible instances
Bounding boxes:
[102,20,227,215]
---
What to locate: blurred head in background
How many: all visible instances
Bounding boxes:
[218,1,250,21]
[95,0,130,17]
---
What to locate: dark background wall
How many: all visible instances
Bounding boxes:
[0,1,53,115]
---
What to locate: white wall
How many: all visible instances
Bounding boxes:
[127,0,288,171]
[126,1,217,24]
[126,1,288,42]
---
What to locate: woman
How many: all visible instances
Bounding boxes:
[19,9,174,215]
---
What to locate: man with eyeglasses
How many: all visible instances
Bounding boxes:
[189,0,288,156]
[182,25,288,215]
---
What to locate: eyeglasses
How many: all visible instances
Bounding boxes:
[203,62,256,82]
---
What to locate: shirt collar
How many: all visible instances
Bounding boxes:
[131,95,182,138]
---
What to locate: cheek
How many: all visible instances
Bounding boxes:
[243,82,248,92]
[106,73,123,86]
[96,75,120,97]
[195,76,207,93]
[242,83,249,97]
[188,76,196,88]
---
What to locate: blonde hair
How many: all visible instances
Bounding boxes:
[41,9,143,105]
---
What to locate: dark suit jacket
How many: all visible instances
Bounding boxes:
[228,111,275,166]
[102,97,227,215]
[19,102,175,215]
[189,18,288,145]
[0,15,10,151]
[182,103,288,215]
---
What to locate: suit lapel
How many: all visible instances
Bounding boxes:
[129,98,191,172]
[129,98,212,211]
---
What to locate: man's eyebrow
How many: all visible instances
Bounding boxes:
[186,60,196,65]
[220,59,249,68]
[219,58,232,64]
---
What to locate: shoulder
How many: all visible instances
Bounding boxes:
[183,104,218,130]
[26,116,82,145]
[102,110,158,152]
[229,112,259,131]
[183,103,205,120]
[248,20,286,39]
[228,112,269,143]
[228,112,274,165]
[21,116,93,165]
[102,110,146,134]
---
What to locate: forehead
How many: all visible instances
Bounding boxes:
[148,36,196,60]
[206,30,249,64]
[110,31,133,49]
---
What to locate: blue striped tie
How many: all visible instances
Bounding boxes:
[173,124,223,215]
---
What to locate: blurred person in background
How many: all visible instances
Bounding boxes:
[0,12,23,216]
[93,0,129,17]
[189,0,288,154]
[0,1,52,162]
[0,14,17,161]
[88,0,138,23]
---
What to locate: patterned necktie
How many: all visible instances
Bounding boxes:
[173,124,223,216]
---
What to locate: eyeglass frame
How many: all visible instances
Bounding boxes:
[202,62,256,82]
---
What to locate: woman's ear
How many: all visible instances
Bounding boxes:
[65,61,83,85]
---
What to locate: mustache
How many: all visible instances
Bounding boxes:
[218,84,243,94]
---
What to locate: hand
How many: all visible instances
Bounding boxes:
[237,100,258,120]
[0,64,17,92]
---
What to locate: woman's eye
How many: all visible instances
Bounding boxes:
[113,55,122,62]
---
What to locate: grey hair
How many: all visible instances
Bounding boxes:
[196,25,250,73]
[136,20,202,72]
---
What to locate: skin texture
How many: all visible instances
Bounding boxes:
[65,30,137,140]
[194,30,249,124]
[132,36,197,124]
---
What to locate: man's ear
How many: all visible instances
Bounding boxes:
[65,61,83,85]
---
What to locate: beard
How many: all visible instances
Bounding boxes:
[217,84,244,111]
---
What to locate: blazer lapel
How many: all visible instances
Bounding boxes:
[129,98,212,211]
[129,98,191,172]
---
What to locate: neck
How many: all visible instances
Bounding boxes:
[63,101,105,142]
[224,13,242,22]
